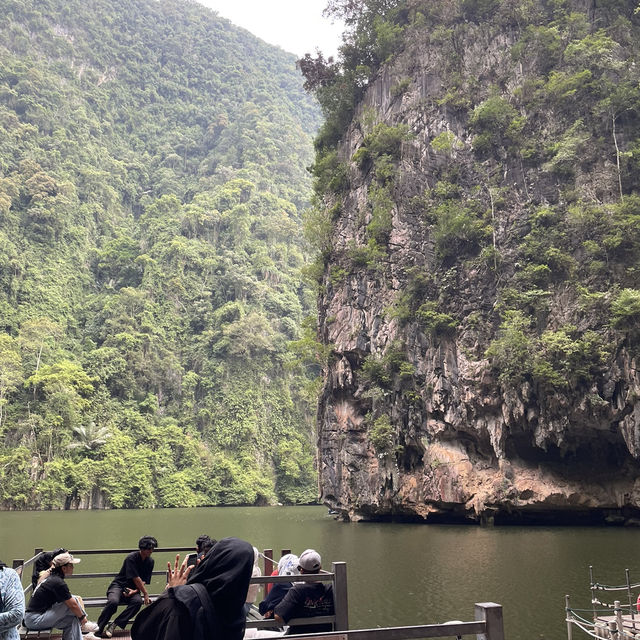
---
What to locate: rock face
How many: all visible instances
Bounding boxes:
[317,0,640,524]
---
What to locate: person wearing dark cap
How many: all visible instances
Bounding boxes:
[96,535,158,638]
[24,553,98,640]
[273,549,334,635]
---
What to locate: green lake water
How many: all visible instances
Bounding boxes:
[1,505,638,640]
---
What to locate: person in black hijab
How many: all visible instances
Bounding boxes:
[131,537,254,640]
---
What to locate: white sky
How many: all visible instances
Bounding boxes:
[196,0,344,58]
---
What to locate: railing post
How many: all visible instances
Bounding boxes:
[263,549,274,577]
[12,559,23,578]
[626,569,635,628]
[475,602,505,640]
[590,566,597,621]
[566,595,573,640]
[280,549,291,557]
[609,619,618,638]
[332,561,348,631]
[615,601,623,637]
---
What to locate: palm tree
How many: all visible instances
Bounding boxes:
[67,422,112,451]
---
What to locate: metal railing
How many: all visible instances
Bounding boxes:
[566,566,640,640]
[13,548,505,639]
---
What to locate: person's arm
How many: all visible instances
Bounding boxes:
[273,586,299,626]
[132,576,150,605]
[64,596,86,621]
[123,553,151,605]
[0,570,25,632]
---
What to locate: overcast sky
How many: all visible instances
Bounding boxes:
[196,0,344,58]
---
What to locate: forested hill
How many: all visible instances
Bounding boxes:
[0,0,322,509]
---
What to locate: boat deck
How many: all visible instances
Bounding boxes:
[594,614,640,637]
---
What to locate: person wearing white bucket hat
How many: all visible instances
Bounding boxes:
[24,552,99,640]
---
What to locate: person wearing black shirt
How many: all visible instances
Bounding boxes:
[185,534,216,568]
[24,552,98,640]
[96,535,158,638]
[273,549,334,635]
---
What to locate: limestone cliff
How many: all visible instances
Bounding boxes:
[315,0,640,524]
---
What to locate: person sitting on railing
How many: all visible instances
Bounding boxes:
[130,537,254,640]
[96,535,158,639]
[23,553,99,640]
[258,554,298,619]
[273,549,334,635]
[0,559,25,640]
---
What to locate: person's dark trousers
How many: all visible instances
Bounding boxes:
[97,586,143,631]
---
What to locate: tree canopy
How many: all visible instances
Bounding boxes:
[0,0,322,509]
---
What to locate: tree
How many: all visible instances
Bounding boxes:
[18,318,63,377]
[0,334,22,428]
[67,421,112,452]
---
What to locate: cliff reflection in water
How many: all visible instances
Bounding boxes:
[2,506,638,640]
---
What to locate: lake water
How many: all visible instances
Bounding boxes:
[1,506,638,640]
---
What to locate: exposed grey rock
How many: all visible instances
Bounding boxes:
[317,10,640,525]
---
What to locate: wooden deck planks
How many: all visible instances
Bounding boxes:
[595,613,640,637]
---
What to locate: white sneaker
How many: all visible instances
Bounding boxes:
[84,634,100,640]
[82,621,99,633]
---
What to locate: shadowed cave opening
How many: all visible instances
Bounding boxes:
[505,430,631,476]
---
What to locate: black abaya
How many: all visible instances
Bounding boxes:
[131,537,254,640]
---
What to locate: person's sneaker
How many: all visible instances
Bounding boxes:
[97,622,115,638]
[81,620,99,633]
[84,634,100,640]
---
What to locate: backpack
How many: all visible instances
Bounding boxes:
[31,548,67,590]
[131,583,215,640]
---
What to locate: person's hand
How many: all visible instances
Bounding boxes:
[167,554,193,588]
[263,610,273,619]
[143,592,150,606]
[122,588,133,598]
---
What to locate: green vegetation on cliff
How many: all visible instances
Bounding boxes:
[304,0,640,476]
[0,0,321,509]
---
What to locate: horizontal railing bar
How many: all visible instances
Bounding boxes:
[247,616,336,629]
[284,621,486,639]
[68,547,194,555]
[59,572,331,582]
[14,557,38,571]
[65,571,168,579]
[252,574,334,584]
[80,597,161,607]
